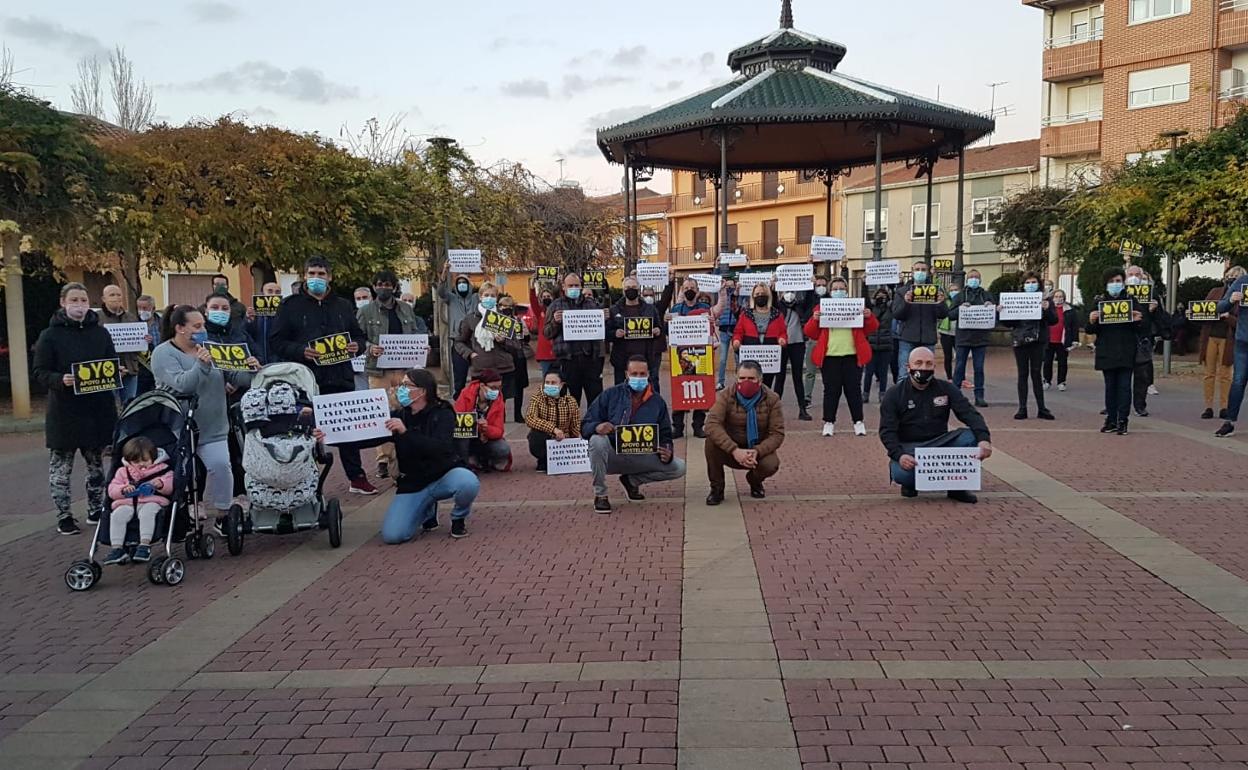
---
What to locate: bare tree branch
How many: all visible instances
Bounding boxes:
[70,55,105,118]
[339,114,416,165]
[0,44,18,91]
[108,45,155,131]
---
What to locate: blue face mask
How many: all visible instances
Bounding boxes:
[480,297,497,311]
[190,330,209,345]
[913,271,928,284]
[830,289,848,299]
[1107,282,1124,296]
[206,309,231,327]
[566,287,582,300]
[395,386,413,407]
[628,376,649,392]
[305,277,328,296]
[966,278,981,289]
[543,384,561,398]
[949,291,960,300]
[1023,283,1040,293]
[483,387,499,401]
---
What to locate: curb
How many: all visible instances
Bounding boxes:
[0,417,43,435]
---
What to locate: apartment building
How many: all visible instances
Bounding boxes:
[1028,0,1248,185]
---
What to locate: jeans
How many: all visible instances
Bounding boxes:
[539,360,554,377]
[1043,342,1068,386]
[198,439,234,516]
[380,467,480,544]
[803,340,818,405]
[820,355,863,424]
[1013,342,1046,412]
[560,357,604,409]
[588,434,686,497]
[862,349,891,396]
[1102,367,1133,424]
[717,330,734,387]
[49,447,106,521]
[1227,340,1248,422]
[896,340,919,376]
[462,437,511,471]
[939,334,956,380]
[119,374,139,407]
[953,346,987,400]
[767,342,807,410]
[889,428,978,488]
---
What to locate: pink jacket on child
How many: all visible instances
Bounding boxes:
[108,452,174,511]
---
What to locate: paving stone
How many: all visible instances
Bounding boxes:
[677,746,802,769]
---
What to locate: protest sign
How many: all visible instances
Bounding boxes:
[915,447,982,492]
[105,322,149,354]
[351,355,366,374]
[581,270,607,292]
[931,258,954,272]
[448,249,482,274]
[738,344,782,374]
[691,273,723,294]
[1187,300,1220,321]
[252,294,281,317]
[865,260,902,286]
[545,439,592,475]
[819,297,865,328]
[636,262,670,288]
[810,236,845,262]
[536,266,559,282]
[561,309,605,341]
[998,292,1043,321]
[1098,299,1134,324]
[667,315,711,346]
[670,345,714,411]
[623,316,654,340]
[775,264,814,292]
[453,412,478,439]
[1125,283,1153,304]
[376,334,429,369]
[910,284,940,304]
[482,310,523,340]
[204,342,252,372]
[310,333,354,366]
[718,253,748,267]
[312,389,390,445]
[957,304,997,330]
[736,272,773,295]
[615,424,659,455]
[1120,239,1142,259]
[72,358,122,395]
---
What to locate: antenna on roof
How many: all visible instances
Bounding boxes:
[986,81,1009,147]
[780,0,794,29]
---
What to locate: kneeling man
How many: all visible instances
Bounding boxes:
[704,360,785,505]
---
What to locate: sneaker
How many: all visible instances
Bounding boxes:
[102,547,129,566]
[450,518,468,539]
[853,421,867,436]
[1100,421,1117,433]
[1043,381,1051,390]
[947,490,978,504]
[1202,408,1215,419]
[1147,384,1160,396]
[1037,409,1055,421]
[377,462,389,479]
[1014,410,1028,420]
[212,518,227,539]
[798,409,813,422]
[821,422,835,437]
[1117,421,1130,436]
[349,477,379,495]
[57,517,81,536]
[900,485,917,498]
[1215,421,1236,438]
[974,397,988,408]
[1058,383,1067,392]
[620,475,645,501]
[593,496,612,514]
[421,517,440,532]
[131,545,151,563]
[86,509,101,524]
[1135,409,1149,418]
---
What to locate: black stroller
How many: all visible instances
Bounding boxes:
[64,389,204,590]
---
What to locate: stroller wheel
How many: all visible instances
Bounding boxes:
[326,498,343,549]
[90,561,103,583]
[162,557,186,586]
[65,560,98,592]
[185,532,201,560]
[200,532,215,559]
[226,504,244,556]
[147,556,167,585]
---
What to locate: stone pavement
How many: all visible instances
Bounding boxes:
[3,348,1248,769]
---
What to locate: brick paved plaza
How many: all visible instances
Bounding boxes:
[3,350,1248,770]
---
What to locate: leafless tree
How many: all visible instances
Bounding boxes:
[0,44,16,89]
[70,55,106,118]
[109,46,155,131]
[340,114,417,165]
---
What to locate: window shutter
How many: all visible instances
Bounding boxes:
[796,216,814,245]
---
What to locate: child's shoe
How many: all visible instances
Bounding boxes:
[131,545,152,563]
[102,548,129,566]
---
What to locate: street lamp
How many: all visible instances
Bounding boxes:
[1158,129,1188,375]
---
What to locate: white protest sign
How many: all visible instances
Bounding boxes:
[718,253,748,267]
[447,249,483,274]
[774,264,814,292]
[351,355,366,374]
[667,315,711,346]
[106,322,150,354]
[636,262,670,289]
[915,447,982,492]
[957,304,997,330]
[376,334,429,369]
[691,274,723,294]
[312,388,391,445]
[737,344,782,374]
[810,236,845,262]
[736,272,773,295]
[865,260,902,286]
[998,292,1043,321]
[819,297,865,328]
[561,309,606,341]
[545,438,592,475]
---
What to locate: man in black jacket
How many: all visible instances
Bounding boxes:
[269,256,373,494]
[608,275,665,391]
[545,272,607,408]
[210,273,249,332]
[948,269,995,407]
[1125,266,1170,417]
[891,260,948,375]
[879,346,993,503]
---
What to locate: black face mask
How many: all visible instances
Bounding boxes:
[874,296,887,306]
[624,288,639,301]
[684,289,697,301]
[754,295,769,307]
[375,288,394,303]
[541,297,553,307]
[910,369,935,386]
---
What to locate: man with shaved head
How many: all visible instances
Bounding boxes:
[878,346,992,503]
[99,284,141,405]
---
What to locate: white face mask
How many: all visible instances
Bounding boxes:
[139,310,152,321]
[355,299,370,309]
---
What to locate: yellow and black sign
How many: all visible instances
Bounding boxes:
[1125,283,1152,304]
[72,358,123,395]
[615,423,659,455]
[581,270,607,292]
[1188,300,1220,321]
[1120,239,1143,259]
[252,294,281,317]
[205,342,252,372]
[482,309,523,339]
[931,258,954,272]
[310,333,353,366]
[536,266,558,281]
[453,412,478,440]
[911,283,940,304]
[1098,299,1134,325]
[624,317,654,340]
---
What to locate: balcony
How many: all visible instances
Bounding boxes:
[1041,109,1103,128]
[672,175,828,213]
[668,239,813,268]
[1220,0,1248,48]
[1043,36,1102,82]
[1217,83,1248,127]
[1041,118,1102,157]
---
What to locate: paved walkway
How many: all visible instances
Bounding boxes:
[3,349,1248,769]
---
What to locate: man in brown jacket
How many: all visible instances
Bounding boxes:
[704,359,785,505]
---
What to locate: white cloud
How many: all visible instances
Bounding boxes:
[188,1,241,23]
[500,78,551,99]
[2,16,106,56]
[185,61,358,103]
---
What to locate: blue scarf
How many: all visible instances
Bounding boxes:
[735,389,763,448]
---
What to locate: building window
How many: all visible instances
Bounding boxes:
[910,204,940,240]
[795,215,814,245]
[640,229,659,257]
[971,197,1003,235]
[1128,64,1190,109]
[763,219,780,257]
[1125,149,1171,165]
[1129,0,1190,24]
[692,226,707,257]
[692,175,706,201]
[726,223,739,251]
[1070,6,1104,41]
[863,208,888,243]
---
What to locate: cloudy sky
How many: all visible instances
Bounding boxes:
[3,0,1042,196]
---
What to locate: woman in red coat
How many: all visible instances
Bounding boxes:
[802,277,879,438]
[732,284,789,391]
[528,277,557,376]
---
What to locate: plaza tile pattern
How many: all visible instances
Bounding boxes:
[1109,496,1248,584]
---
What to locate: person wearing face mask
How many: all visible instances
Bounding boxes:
[879,346,993,503]
[714,278,740,390]
[802,277,831,408]
[665,277,727,438]
[246,282,283,365]
[704,360,786,505]
[732,285,789,394]
[545,273,608,409]
[269,256,374,494]
[204,291,261,508]
[862,287,895,403]
[1125,266,1170,417]
[497,294,530,422]
[359,269,428,479]
[455,282,522,408]
[99,284,142,406]
[582,356,686,514]
[209,273,249,331]
[1043,289,1080,393]
[134,294,162,397]
[773,287,814,420]
[453,369,513,472]
[33,283,121,535]
[1002,271,1058,420]
[1086,267,1146,435]
[805,277,878,437]
[524,367,583,472]
[529,276,558,377]
[608,276,666,392]
[1214,267,1248,437]
[948,270,995,407]
[936,283,960,381]
[891,261,949,374]
[1198,266,1243,421]
[437,262,480,398]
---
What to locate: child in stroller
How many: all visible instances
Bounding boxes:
[102,436,173,565]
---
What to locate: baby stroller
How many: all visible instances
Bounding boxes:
[224,362,343,555]
[64,389,200,591]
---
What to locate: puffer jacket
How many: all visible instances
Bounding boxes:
[704,383,785,457]
[108,450,174,510]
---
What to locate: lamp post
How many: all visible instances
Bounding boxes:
[428,136,457,393]
[1159,129,1188,375]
